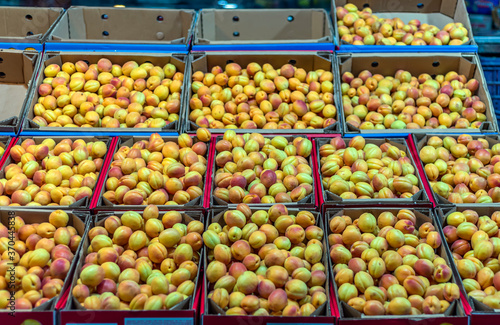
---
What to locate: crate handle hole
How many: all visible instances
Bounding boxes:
[82,59,90,65]
[232,16,239,21]
[226,60,234,64]
[233,31,240,37]
[417,3,424,8]
[432,61,440,67]
[0,72,5,79]
[25,14,33,20]
[27,31,33,36]
[363,3,370,8]
[0,58,3,63]
[101,14,108,19]
[102,31,109,36]
[157,15,163,21]
[287,15,294,22]
[289,59,297,65]
[371,61,379,67]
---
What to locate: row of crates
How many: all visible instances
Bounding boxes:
[0,1,480,53]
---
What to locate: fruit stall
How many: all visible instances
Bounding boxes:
[1,1,500,325]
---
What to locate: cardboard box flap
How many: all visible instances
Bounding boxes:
[338,53,475,78]
[52,7,194,43]
[0,7,61,39]
[470,297,499,313]
[197,9,331,44]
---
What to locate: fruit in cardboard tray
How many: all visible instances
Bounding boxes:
[103,132,208,206]
[214,131,313,204]
[189,61,337,130]
[442,209,500,309]
[34,59,183,128]
[420,135,500,203]
[329,209,460,315]
[319,136,421,199]
[341,69,486,130]
[0,138,106,206]
[204,204,327,316]
[73,206,202,310]
[0,210,80,310]
[336,4,469,46]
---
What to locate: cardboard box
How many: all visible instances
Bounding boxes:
[413,133,500,206]
[60,210,203,325]
[337,52,498,135]
[95,135,210,211]
[0,135,112,209]
[46,6,195,47]
[332,0,475,48]
[0,6,61,44]
[0,209,89,325]
[185,51,342,134]
[437,206,499,324]
[193,9,333,46]
[0,49,39,134]
[21,51,189,134]
[202,208,334,325]
[325,207,469,325]
[210,134,316,209]
[316,137,431,209]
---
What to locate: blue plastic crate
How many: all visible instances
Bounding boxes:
[480,56,500,125]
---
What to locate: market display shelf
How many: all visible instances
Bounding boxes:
[18,131,180,137]
[0,42,43,51]
[44,43,190,53]
[336,44,479,53]
[191,43,335,52]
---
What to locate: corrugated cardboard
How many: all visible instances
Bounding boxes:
[414,133,500,206]
[202,208,334,325]
[316,137,431,208]
[326,207,468,325]
[185,51,342,134]
[193,9,333,45]
[0,6,62,43]
[95,135,210,211]
[210,134,316,209]
[337,52,499,134]
[0,49,38,133]
[0,209,89,323]
[437,206,500,322]
[332,0,475,47]
[60,210,202,325]
[21,51,189,134]
[46,6,195,45]
[0,136,112,209]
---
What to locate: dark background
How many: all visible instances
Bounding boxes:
[0,0,332,9]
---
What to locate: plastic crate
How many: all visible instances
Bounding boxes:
[480,56,500,125]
